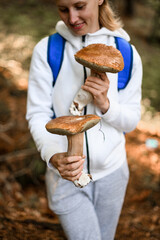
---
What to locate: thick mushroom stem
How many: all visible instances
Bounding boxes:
[67,132,92,188]
[69,89,93,116]
[69,71,101,116]
[67,132,84,156]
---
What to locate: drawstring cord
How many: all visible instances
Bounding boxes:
[82,35,90,174]
[98,120,106,142]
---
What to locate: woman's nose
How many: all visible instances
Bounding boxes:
[69,10,78,24]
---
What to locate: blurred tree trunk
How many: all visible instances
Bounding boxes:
[124,0,134,16]
[149,0,160,43]
[112,0,135,17]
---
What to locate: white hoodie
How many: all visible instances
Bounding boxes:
[26,21,142,181]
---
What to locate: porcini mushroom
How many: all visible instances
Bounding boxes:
[69,43,124,115]
[45,114,101,188]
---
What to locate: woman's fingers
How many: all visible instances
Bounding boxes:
[91,70,108,81]
[86,75,109,86]
[63,155,84,165]
[60,163,84,181]
[81,73,110,113]
[50,153,85,181]
[64,171,83,182]
[58,158,84,172]
[82,82,107,94]
[82,74,109,92]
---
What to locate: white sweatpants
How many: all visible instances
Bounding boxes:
[45,159,129,240]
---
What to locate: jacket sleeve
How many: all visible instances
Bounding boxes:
[95,45,143,133]
[26,37,65,169]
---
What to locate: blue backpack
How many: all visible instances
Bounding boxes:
[47,32,133,90]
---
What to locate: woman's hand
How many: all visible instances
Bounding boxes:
[81,71,110,114]
[50,152,85,182]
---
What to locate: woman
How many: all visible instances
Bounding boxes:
[26,0,142,239]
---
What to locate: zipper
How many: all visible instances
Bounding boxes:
[82,35,90,174]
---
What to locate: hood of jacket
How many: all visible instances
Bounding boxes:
[55,20,130,49]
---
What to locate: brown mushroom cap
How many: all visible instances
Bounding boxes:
[75,44,124,73]
[45,114,101,135]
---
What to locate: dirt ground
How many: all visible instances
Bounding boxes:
[0,65,159,240]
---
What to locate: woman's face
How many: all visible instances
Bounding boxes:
[56,0,102,36]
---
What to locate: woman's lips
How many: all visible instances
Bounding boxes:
[71,22,85,30]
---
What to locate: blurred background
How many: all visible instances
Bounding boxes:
[0,0,159,239]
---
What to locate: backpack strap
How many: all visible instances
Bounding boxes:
[115,37,133,90]
[47,33,66,87]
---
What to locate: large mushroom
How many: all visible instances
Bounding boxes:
[45,114,101,188]
[69,43,124,115]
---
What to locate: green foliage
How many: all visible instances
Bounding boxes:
[147,0,160,43]
[131,36,160,115]
[142,52,160,113]
[0,0,60,42]
[147,0,160,9]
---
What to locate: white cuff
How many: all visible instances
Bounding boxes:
[41,144,62,170]
[95,98,120,123]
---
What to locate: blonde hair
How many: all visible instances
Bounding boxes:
[99,0,123,31]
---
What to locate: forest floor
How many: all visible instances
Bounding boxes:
[0,64,159,240]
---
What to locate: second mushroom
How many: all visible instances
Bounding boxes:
[45,114,101,188]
